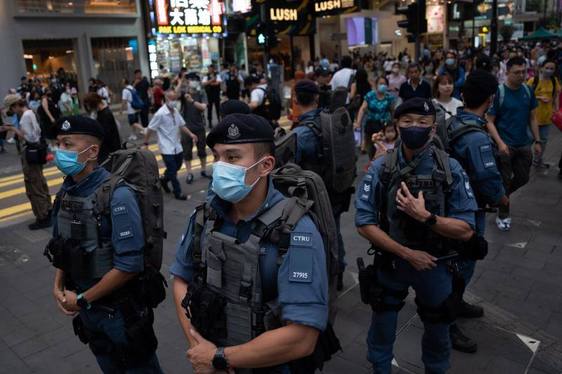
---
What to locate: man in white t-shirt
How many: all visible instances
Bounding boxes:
[247,76,268,119]
[329,55,355,90]
[121,79,145,141]
[1,94,52,230]
[144,90,197,200]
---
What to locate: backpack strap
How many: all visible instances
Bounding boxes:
[253,197,313,259]
[431,147,454,191]
[498,84,505,109]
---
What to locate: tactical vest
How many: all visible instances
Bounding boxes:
[56,189,113,283]
[380,146,454,256]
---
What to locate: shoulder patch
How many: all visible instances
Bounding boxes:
[117,226,134,240]
[288,248,313,283]
[290,232,313,247]
[113,205,127,215]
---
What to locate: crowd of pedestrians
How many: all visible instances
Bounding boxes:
[0,39,561,374]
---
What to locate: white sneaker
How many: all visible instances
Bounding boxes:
[128,134,138,141]
[6,137,15,144]
[496,216,512,231]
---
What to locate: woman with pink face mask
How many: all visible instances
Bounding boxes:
[432,73,463,119]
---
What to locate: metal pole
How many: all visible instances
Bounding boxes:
[490,0,498,55]
[472,0,476,48]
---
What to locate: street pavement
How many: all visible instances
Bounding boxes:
[0,115,562,373]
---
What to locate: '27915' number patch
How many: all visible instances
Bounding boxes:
[288,249,313,283]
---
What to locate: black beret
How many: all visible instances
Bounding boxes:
[394,97,436,119]
[220,100,251,116]
[206,113,274,148]
[295,79,320,94]
[55,115,105,140]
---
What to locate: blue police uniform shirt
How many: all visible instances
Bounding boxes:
[53,167,145,286]
[355,145,477,229]
[448,109,506,235]
[293,109,322,164]
[488,84,538,147]
[171,178,329,332]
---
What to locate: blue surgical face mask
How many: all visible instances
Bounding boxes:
[378,84,388,93]
[211,158,265,203]
[399,126,433,149]
[54,146,93,176]
[445,58,456,66]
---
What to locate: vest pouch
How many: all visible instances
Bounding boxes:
[64,239,93,281]
[225,302,253,345]
[206,246,223,289]
[183,283,227,344]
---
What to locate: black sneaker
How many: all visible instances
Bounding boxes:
[200,170,210,178]
[174,194,187,201]
[28,217,52,230]
[185,173,194,184]
[159,177,171,193]
[337,272,344,291]
[450,324,477,353]
[457,300,484,319]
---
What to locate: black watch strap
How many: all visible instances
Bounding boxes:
[212,347,229,370]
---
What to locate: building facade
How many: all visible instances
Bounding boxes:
[0,0,149,98]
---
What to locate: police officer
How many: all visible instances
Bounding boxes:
[442,70,509,353]
[355,98,478,374]
[292,79,351,290]
[171,114,329,372]
[47,116,163,373]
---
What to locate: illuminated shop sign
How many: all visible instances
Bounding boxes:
[269,8,298,21]
[314,0,354,13]
[153,0,224,34]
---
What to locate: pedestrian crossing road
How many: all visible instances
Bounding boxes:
[0,143,215,225]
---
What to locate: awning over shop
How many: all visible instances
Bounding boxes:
[521,27,558,40]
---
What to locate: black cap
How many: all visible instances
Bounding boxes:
[55,115,105,140]
[294,79,320,94]
[220,100,251,116]
[315,67,331,77]
[206,113,274,148]
[394,98,436,119]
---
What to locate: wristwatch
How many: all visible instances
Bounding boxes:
[76,293,92,310]
[212,347,229,370]
[534,140,541,144]
[424,213,437,227]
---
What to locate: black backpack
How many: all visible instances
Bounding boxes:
[97,149,168,307]
[257,86,282,121]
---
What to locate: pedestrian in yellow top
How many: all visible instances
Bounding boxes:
[528,59,560,168]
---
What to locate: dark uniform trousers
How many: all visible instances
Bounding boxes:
[21,152,52,220]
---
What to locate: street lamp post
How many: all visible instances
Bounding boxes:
[490,0,498,55]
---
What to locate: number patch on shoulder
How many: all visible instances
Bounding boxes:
[288,249,313,283]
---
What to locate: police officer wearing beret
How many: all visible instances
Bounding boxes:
[355,98,478,374]
[292,79,350,290]
[171,113,329,372]
[47,116,163,372]
[439,70,509,353]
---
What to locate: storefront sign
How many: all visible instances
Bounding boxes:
[426,4,444,34]
[269,8,298,21]
[314,0,354,13]
[153,0,224,34]
[232,0,251,13]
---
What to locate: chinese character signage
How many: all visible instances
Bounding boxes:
[153,0,224,35]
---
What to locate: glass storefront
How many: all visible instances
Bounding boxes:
[22,39,78,82]
[150,36,220,77]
